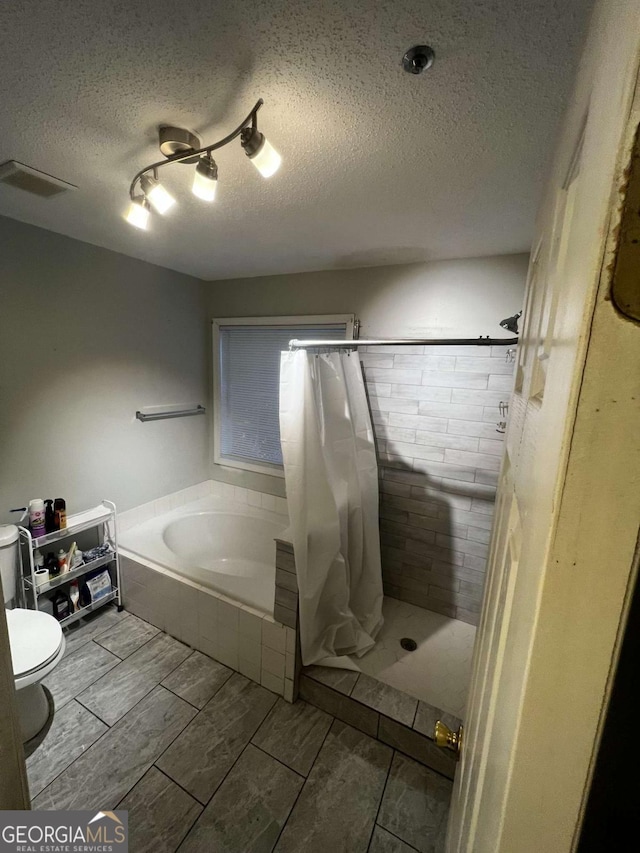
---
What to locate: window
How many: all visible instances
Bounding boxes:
[212,315,354,476]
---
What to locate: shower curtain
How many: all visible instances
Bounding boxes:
[279,350,384,666]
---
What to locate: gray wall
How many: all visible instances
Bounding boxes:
[207,255,528,338]
[206,253,527,494]
[0,216,209,522]
[206,255,527,621]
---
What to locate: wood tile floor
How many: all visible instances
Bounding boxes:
[31,606,452,853]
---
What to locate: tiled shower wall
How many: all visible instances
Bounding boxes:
[361,344,516,625]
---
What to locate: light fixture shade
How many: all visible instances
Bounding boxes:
[241,127,282,178]
[140,174,176,214]
[192,156,218,201]
[125,198,150,230]
[250,136,281,178]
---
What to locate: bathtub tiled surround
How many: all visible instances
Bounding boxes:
[117,479,288,533]
[362,344,515,624]
[274,539,298,630]
[118,479,296,700]
[121,555,297,701]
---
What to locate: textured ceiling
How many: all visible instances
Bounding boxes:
[0,0,592,280]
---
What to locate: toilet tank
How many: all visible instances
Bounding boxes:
[0,525,19,605]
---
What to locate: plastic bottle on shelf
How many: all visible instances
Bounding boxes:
[57,548,68,574]
[44,499,55,533]
[53,498,67,530]
[46,551,59,577]
[29,499,46,538]
[52,591,71,621]
[34,549,44,570]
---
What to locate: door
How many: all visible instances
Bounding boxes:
[446,1,640,850]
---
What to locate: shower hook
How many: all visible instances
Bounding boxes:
[499,401,509,417]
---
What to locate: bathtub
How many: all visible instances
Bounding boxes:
[118,493,288,614]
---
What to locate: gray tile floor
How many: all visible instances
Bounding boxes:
[30,605,452,853]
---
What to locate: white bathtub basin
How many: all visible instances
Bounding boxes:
[119,494,287,614]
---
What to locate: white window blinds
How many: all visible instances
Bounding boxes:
[219,323,346,467]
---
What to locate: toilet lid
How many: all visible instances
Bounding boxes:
[5,609,63,677]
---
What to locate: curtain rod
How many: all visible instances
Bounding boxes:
[288,336,518,349]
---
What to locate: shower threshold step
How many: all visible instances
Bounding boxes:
[299,665,462,781]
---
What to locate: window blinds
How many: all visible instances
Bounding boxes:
[219,324,346,466]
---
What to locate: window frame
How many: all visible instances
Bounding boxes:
[212,314,355,477]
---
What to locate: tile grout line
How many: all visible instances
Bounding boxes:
[25,699,109,801]
[87,679,203,812]
[375,823,422,853]
[307,671,420,738]
[268,713,338,852]
[34,619,205,806]
[410,696,419,729]
[250,741,306,780]
[156,679,280,813]
[63,604,131,653]
[72,634,193,725]
[33,627,200,807]
[66,625,165,706]
[113,761,205,852]
[94,622,162,661]
[135,766,204,853]
[364,747,395,853]
[160,663,234,711]
[74,693,115,728]
[49,640,121,710]
[33,681,199,808]
[349,671,361,696]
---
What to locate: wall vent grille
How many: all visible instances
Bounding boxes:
[0,161,77,197]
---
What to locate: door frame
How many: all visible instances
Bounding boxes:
[447,0,640,848]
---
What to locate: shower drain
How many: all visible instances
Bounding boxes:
[400,637,417,651]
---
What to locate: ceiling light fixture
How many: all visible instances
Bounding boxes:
[240,127,282,178]
[140,172,176,214]
[125,197,151,230]
[192,154,218,202]
[125,99,280,229]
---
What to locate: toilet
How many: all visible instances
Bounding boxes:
[0,525,65,744]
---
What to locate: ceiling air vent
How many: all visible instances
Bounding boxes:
[0,160,77,198]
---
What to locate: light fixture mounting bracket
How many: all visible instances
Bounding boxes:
[158,126,202,164]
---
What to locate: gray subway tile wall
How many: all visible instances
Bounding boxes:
[274,540,298,631]
[362,344,515,625]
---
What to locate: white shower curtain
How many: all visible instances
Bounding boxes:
[279,350,384,666]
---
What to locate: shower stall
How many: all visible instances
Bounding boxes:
[278,320,518,720]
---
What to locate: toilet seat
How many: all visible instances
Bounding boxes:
[5,609,65,686]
